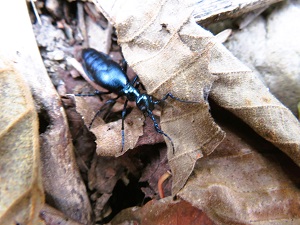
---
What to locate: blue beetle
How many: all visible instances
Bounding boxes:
[81,48,187,152]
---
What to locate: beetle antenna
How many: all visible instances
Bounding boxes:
[147,110,175,154]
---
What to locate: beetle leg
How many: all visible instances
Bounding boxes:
[120,58,128,72]
[130,75,139,86]
[95,90,113,101]
[121,99,129,151]
[94,90,112,95]
[89,96,119,129]
[161,92,184,102]
[157,92,198,104]
[147,110,175,154]
[131,75,147,91]
[137,81,146,91]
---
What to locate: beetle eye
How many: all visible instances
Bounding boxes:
[138,103,146,111]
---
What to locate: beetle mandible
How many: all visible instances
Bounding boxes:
[81,48,190,153]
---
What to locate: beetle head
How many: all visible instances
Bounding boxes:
[136,94,154,113]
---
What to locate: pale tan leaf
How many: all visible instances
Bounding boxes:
[162,101,225,194]
[209,42,300,169]
[0,65,44,225]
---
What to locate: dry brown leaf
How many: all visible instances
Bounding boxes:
[73,95,106,129]
[73,96,144,156]
[179,122,300,224]
[209,43,300,169]
[162,101,225,194]
[92,108,144,156]
[1,0,93,223]
[93,0,300,194]
[110,197,215,225]
[0,65,44,224]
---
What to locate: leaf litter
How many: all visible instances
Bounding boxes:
[10,0,300,224]
[91,0,300,224]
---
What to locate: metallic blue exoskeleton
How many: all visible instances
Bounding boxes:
[81,48,178,152]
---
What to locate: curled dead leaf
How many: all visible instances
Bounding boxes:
[209,43,300,169]
[0,64,44,224]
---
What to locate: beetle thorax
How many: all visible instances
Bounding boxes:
[136,94,154,112]
[122,84,140,102]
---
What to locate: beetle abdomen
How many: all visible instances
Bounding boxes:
[82,48,129,93]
